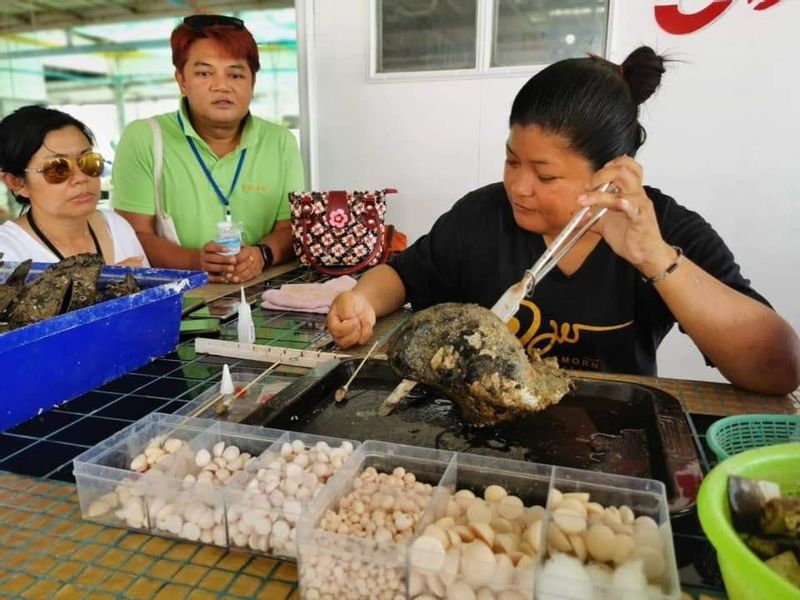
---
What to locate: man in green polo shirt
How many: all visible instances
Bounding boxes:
[112,14,304,283]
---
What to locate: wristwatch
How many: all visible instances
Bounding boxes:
[256,244,273,270]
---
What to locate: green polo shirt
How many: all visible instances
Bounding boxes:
[111,102,304,249]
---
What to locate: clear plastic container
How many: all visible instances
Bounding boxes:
[74,414,680,599]
[144,420,284,547]
[72,413,211,532]
[537,467,679,600]
[297,446,681,600]
[297,441,455,600]
[407,452,553,600]
[224,431,360,559]
[73,412,361,559]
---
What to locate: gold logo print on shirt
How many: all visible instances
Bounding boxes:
[241,183,268,193]
[508,299,633,357]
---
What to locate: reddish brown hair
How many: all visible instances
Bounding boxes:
[171,23,260,76]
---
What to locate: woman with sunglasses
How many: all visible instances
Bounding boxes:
[0,106,148,266]
[112,14,302,283]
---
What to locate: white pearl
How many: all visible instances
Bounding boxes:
[222,445,241,462]
[272,519,290,539]
[283,499,302,524]
[87,499,110,518]
[285,464,303,481]
[195,448,211,468]
[164,438,183,454]
[130,454,148,472]
[212,441,226,457]
[164,513,183,535]
[254,517,272,536]
[212,524,226,546]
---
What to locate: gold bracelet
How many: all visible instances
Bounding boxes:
[643,245,684,285]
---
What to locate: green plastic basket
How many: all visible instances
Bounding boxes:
[706,414,800,462]
[698,443,800,600]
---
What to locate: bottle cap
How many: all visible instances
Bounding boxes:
[220,364,234,395]
[237,286,255,344]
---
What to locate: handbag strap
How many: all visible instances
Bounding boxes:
[146,118,165,217]
[379,224,396,263]
[298,209,386,276]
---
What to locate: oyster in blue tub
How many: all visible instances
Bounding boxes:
[0,259,207,431]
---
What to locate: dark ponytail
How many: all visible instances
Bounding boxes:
[621,46,666,105]
[509,46,667,170]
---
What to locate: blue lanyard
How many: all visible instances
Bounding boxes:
[177,111,247,220]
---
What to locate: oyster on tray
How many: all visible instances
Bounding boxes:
[387,303,571,427]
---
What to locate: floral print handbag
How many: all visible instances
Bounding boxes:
[289,189,397,275]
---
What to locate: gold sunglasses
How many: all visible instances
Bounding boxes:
[25,152,106,184]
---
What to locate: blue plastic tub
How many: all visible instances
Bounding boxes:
[0,263,207,431]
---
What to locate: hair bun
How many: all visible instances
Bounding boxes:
[621,46,666,105]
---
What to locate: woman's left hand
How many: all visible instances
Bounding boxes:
[578,155,676,278]
[229,245,263,283]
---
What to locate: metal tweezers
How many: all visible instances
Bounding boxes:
[490,182,611,322]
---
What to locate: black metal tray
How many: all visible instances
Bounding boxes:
[250,358,702,515]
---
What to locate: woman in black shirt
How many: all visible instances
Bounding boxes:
[327,46,800,395]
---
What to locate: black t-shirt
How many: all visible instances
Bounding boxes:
[390,182,769,376]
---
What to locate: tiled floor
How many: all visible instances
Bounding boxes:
[0,472,298,599]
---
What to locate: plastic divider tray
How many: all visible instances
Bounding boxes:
[72,412,360,560]
[74,415,680,598]
[296,441,681,600]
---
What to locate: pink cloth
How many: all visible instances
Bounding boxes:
[260,275,357,314]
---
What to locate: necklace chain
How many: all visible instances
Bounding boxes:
[26,210,102,260]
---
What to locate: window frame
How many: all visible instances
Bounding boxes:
[368,0,614,82]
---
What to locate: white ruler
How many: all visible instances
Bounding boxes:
[194,338,346,368]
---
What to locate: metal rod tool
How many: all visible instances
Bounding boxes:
[335,340,381,402]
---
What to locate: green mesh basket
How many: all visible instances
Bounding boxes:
[706,414,800,462]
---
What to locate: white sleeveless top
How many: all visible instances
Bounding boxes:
[0,209,149,266]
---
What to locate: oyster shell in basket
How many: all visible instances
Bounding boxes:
[103,272,141,300]
[0,259,32,318]
[47,253,104,310]
[7,265,74,328]
[1,253,140,331]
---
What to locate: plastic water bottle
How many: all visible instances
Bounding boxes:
[216,221,242,256]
